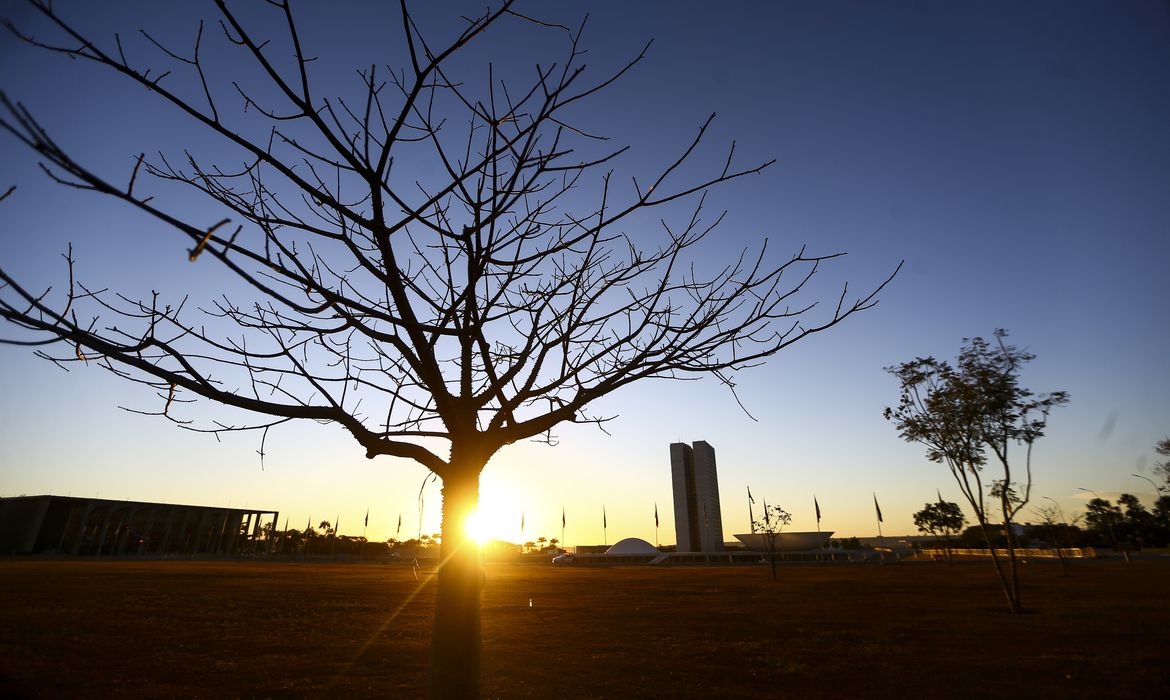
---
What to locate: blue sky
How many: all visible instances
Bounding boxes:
[1,1,1168,545]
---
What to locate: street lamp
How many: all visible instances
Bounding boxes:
[1131,473,1162,495]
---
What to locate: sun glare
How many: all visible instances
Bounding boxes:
[462,487,524,547]
[464,510,491,546]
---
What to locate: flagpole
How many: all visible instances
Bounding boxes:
[305,515,312,559]
[654,502,660,548]
[561,508,566,551]
[330,514,339,559]
[747,486,756,533]
[361,508,369,562]
[814,495,822,562]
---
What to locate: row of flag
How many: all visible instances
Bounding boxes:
[748,485,888,528]
[277,488,927,543]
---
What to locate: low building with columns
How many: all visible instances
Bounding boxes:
[0,494,278,557]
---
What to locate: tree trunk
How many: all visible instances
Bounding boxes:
[427,468,483,699]
[976,520,1020,613]
[1002,521,1022,612]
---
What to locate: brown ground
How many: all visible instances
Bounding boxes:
[0,558,1166,699]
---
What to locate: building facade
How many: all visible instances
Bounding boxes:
[670,440,724,552]
[0,495,278,557]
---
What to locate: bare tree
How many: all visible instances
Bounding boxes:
[1153,437,1170,491]
[0,2,896,696]
[753,500,792,580]
[885,330,1068,613]
[1032,500,1081,577]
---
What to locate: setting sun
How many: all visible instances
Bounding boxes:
[462,487,525,546]
[463,510,491,546]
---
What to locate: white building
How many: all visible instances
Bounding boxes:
[670,440,724,552]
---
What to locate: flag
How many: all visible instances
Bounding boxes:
[521,511,525,533]
[396,513,402,538]
[814,495,822,523]
[334,515,340,536]
[562,508,566,528]
[654,503,659,528]
[873,494,883,523]
[748,487,756,533]
[364,508,369,528]
[603,506,607,530]
[306,515,312,533]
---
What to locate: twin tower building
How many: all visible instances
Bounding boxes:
[670,441,724,553]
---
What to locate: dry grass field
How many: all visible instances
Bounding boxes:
[1,558,1167,698]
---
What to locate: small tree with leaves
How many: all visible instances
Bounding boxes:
[1083,498,1123,548]
[753,501,792,580]
[912,500,965,564]
[885,330,1068,613]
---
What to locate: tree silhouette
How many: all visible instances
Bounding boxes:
[911,500,965,564]
[0,2,896,696]
[1031,500,1080,576]
[885,330,1068,613]
[752,501,792,580]
[1153,437,1170,491]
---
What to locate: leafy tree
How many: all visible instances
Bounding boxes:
[0,2,895,695]
[885,330,1069,613]
[1153,495,1170,547]
[1082,498,1123,548]
[1117,494,1152,544]
[1083,493,1167,549]
[912,500,966,564]
[752,501,792,580]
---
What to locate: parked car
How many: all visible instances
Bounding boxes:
[551,552,576,565]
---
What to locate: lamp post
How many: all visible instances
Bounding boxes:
[1079,487,1127,563]
[1131,473,1162,495]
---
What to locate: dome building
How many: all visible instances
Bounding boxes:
[605,537,659,556]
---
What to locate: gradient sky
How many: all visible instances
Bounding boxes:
[2,1,1168,546]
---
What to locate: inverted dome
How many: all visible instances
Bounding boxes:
[605,537,660,555]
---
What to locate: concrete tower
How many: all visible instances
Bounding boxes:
[670,440,724,552]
